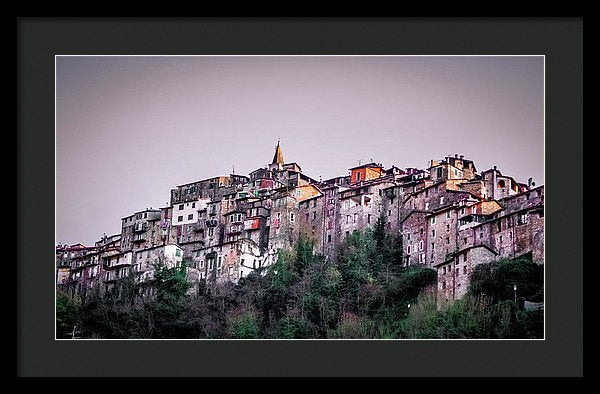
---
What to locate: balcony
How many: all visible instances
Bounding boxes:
[133,222,148,233]
[227,224,244,235]
[132,234,146,243]
[205,219,218,227]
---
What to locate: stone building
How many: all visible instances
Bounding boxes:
[58,144,544,309]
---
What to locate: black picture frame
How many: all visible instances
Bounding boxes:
[17,17,583,378]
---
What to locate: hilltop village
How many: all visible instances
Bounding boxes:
[56,142,544,305]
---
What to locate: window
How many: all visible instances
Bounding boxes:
[313,212,317,220]
[178,216,183,222]
[431,216,436,225]
[425,202,429,210]
[346,215,350,224]
[192,202,195,208]
[463,253,467,262]
[446,237,450,244]
[446,211,451,219]
[367,214,371,224]
[388,210,392,216]
[431,242,435,250]
[419,240,423,251]
[188,214,193,220]
[328,233,332,243]
[353,213,358,223]
[440,197,445,205]
[463,266,467,275]
[356,172,361,182]
[407,245,411,254]
[518,213,529,225]
[432,229,436,237]
[179,204,184,210]
[208,228,213,236]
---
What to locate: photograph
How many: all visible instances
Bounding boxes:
[54,55,545,340]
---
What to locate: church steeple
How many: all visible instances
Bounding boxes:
[272,139,284,166]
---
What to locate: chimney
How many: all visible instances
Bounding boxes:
[455,154,458,158]
[459,155,464,159]
[528,178,532,187]
[493,165,497,171]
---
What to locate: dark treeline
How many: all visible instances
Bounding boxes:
[57,215,544,339]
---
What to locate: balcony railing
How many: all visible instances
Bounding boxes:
[133,222,148,233]
[227,225,244,235]
[132,234,146,243]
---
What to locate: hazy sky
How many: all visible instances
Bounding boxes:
[56,56,544,246]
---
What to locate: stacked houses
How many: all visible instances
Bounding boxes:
[56,142,544,305]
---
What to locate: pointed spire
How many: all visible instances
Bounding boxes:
[272,139,284,165]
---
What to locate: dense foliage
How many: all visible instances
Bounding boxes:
[56,291,81,338]
[58,215,543,339]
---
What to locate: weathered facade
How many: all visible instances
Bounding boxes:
[57,144,544,307]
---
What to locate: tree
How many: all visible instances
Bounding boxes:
[227,308,259,339]
[148,259,192,338]
[56,291,81,338]
[469,256,544,305]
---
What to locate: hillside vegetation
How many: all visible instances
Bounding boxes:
[57,215,543,339]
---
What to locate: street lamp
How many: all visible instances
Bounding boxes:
[513,284,517,305]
